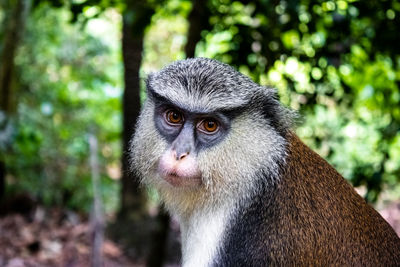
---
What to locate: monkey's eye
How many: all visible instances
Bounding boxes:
[198,119,219,134]
[165,109,183,125]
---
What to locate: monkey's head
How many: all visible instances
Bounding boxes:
[131,58,293,216]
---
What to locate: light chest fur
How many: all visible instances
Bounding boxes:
[180,204,234,267]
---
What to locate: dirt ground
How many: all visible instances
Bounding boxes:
[0,207,139,267]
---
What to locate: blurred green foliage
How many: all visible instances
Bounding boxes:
[1,4,122,212]
[1,0,399,213]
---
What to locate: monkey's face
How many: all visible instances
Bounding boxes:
[153,101,231,188]
[130,58,292,214]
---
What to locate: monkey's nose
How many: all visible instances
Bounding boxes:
[174,151,189,161]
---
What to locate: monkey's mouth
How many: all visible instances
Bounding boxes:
[161,171,202,187]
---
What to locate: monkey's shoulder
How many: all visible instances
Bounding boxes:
[213,135,400,266]
[214,185,400,266]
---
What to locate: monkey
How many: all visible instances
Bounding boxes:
[130,58,400,266]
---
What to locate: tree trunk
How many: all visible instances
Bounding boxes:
[185,0,210,58]
[0,0,31,200]
[89,133,104,267]
[0,162,5,201]
[120,4,147,222]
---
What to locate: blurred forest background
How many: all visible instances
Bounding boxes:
[0,0,400,266]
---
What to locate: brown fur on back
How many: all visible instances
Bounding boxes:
[269,133,400,265]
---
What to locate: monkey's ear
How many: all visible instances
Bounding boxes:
[259,87,298,135]
[262,87,280,100]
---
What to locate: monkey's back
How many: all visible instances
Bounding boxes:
[215,133,400,266]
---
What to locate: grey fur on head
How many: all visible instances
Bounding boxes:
[131,57,295,217]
